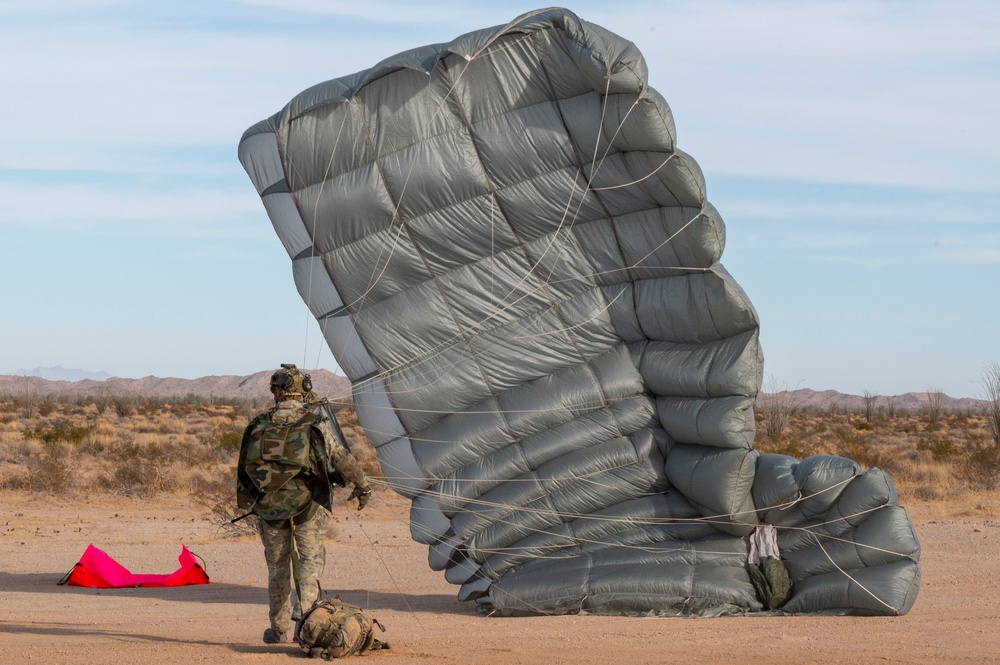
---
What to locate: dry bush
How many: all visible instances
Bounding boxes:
[924,387,945,427]
[899,457,956,501]
[19,440,73,493]
[980,361,1000,447]
[756,377,802,441]
[197,423,245,454]
[753,435,810,460]
[97,435,176,496]
[961,444,1000,491]
[78,422,117,455]
[192,471,260,537]
[831,427,894,472]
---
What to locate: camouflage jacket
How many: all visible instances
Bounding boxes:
[236,398,368,521]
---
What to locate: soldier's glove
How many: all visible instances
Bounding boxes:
[349,485,372,511]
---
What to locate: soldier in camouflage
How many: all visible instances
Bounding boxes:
[236,364,371,645]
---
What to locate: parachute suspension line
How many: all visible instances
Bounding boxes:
[510,284,629,341]
[486,583,564,617]
[295,100,353,375]
[289,35,791,610]
[492,74,618,297]
[385,505,908,620]
[282,23,709,398]
[395,484,911,567]
[373,460,914,557]
[309,36,551,409]
[302,38,699,405]
[585,78,645,189]
[344,506,427,631]
[310,107,354,375]
[324,31,538,320]
[365,459,910,616]
[469,7,557,60]
[301,309,312,371]
[588,152,677,192]
[586,75,613,184]
[808,530,901,614]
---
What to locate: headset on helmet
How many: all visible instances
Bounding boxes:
[270,363,312,396]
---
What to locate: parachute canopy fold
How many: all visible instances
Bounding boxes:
[239,7,920,616]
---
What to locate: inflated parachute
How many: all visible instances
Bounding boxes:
[239,7,920,616]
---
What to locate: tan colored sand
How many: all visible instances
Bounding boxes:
[1,491,997,665]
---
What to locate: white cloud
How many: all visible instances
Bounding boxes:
[944,247,1000,264]
[598,2,1000,192]
[0,181,266,237]
[722,191,1000,226]
[2,1,997,193]
[0,0,127,16]
[232,0,545,26]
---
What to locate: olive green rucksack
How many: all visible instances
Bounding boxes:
[294,597,389,659]
[237,410,322,521]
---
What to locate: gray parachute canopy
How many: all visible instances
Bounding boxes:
[239,7,920,616]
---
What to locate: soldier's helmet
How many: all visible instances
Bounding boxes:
[270,363,313,398]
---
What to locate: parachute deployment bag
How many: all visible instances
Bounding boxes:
[294,597,388,659]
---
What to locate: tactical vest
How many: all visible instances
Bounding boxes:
[237,410,325,521]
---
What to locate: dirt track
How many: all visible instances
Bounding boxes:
[2,492,998,665]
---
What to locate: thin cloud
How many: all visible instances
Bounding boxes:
[232,0,531,26]
[0,181,266,237]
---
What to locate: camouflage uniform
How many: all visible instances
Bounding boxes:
[238,394,370,640]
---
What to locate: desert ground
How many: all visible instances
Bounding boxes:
[3,489,999,665]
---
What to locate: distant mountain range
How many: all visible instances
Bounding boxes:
[16,366,113,382]
[0,370,987,412]
[767,388,986,413]
[0,369,352,402]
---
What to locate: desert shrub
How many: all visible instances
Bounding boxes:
[962,445,1000,491]
[92,392,111,415]
[109,390,141,418]
[832,427,893,471]
[191,472,260,537]
[23,440,73,493]
[911,483,949,501]
[917,433,961,461]
[215,429,244,452]
[234,397,271,423]
[27,422,92,445]
[754,435,810,460]
[756,378,800,440]
[78,429,114,455]
[854,421,874,431]
[103,437,175,496]
[197,424,245,453]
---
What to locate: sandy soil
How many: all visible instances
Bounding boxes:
[2,491,998,665]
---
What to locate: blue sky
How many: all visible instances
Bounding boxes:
[1,1,997,398]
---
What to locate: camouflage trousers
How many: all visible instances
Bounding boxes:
[259,507,330,634]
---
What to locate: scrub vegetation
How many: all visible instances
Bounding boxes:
[0,394,383,533]
[0,390,996,515]
[754,403,1000,503]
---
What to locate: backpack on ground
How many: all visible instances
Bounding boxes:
[294,597,389,659]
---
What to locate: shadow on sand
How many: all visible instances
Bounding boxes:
[3,571,467,614]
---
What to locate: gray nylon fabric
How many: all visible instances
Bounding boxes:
[239,7,920,616]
